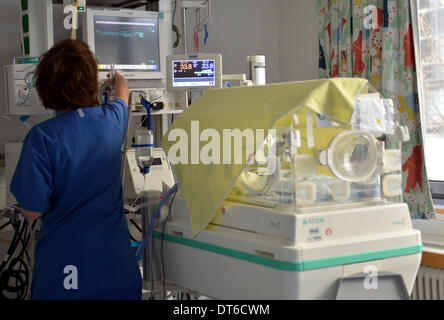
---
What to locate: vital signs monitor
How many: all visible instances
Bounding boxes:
[83,9,166,80]
[166,54,222,91]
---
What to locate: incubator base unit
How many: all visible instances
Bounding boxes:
[154,80,421,299]
[154,200,421,299]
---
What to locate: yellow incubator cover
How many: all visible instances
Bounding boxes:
[162,78,369,235]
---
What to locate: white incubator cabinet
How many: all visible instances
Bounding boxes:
[155,79,422,299]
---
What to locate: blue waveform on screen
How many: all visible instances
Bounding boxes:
[95,30,145,38]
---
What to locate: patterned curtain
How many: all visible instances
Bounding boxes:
[317,0,435,219]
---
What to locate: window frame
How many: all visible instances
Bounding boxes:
[411,0,444,230]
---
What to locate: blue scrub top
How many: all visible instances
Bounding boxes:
[11,99,142,299]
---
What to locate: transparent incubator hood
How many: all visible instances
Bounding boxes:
[226,93,404,213]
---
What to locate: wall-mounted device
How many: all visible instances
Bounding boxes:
[128,88,187,112]
[4,62,49,115]
[166,53,222,91]
[83,8,166,80]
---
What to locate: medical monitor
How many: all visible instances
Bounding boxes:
[84,8,165,80]
[166,54,222,91]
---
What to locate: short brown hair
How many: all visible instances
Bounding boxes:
[35,39,99,112]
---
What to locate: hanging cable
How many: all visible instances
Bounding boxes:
[172,0,181,48]
[160,187,177,299]
[193,30,200,53]
[204,24,209,46]
[20,58,40,107]
[129,219,143,233]
[135,183,178,260]
[202,0,212,46]
[71,0,79,40]
[0,210,34,300]
[193,8,201,53]
[0,221,11,232]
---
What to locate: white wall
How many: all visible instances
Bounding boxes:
[277,0,318,82]
[181,0,281,83]
[0,0,31,154]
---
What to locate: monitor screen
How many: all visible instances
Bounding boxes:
[172,59,216,88]
[93,15,160,72]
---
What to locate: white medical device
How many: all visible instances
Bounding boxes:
[83,8,167,80]
[166,53,222,91]
[3,62,48,115]
[222,74,253,88]
[152,91,422,299]
[123,148,175,200]
[247,55,266,85]
[20,0,54,57]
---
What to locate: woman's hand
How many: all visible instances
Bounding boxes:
[112,71,129,107]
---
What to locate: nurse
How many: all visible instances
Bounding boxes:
[10,39,142,299]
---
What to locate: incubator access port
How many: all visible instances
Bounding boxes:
[382,174,402,198]
[295,181,316,206]
[383,149,402,172]
[332,180,351,201]
[320,130,379,182]
[294,154,315,179]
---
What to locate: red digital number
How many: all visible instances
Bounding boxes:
[180,63,192,70]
